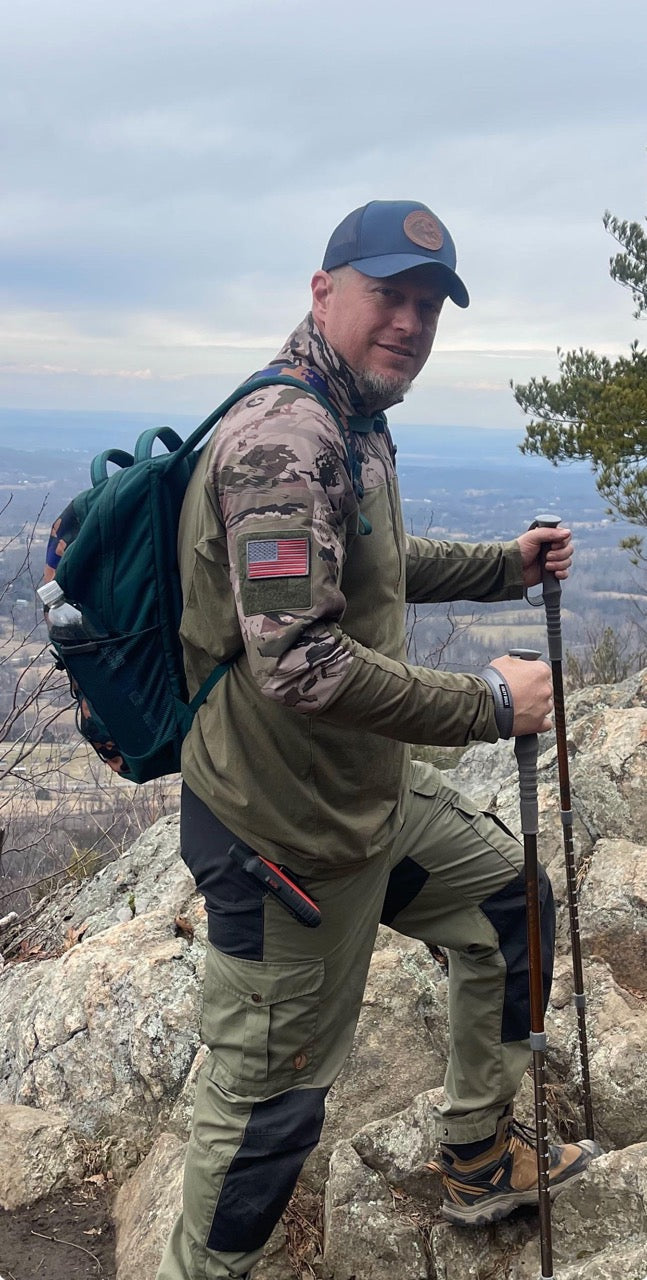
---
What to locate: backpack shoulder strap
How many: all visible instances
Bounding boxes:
[170,369,357,489]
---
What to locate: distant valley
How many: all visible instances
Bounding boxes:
[1,406,643,675]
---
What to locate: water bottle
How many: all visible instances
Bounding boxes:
[37,580,94,646]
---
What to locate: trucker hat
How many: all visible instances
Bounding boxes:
[322,200,469,308]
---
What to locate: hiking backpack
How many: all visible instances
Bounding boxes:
[42,370,361,784]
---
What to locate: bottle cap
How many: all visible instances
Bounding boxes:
[37,580,64,607]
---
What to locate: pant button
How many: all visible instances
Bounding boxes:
[251,993,262,1003]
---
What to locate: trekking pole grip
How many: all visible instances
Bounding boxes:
[514,733,539,835]
[526,514,563,662]
[509,648,541,835]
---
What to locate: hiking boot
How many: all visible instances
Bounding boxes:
[428,1111,602,1226]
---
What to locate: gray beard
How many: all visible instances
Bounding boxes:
[352,368,412,412]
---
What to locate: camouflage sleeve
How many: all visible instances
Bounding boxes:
[212,389,500,746]
[404,534,524,604]
[211,385,358,712]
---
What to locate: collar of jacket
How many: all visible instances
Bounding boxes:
[269,313,396,428]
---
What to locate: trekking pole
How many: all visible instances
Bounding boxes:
[525,516,595,1141]
[510,647,554,1280]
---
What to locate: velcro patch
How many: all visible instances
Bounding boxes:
[238,531,313,617]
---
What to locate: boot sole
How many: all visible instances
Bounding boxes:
[441,1166,589,1227]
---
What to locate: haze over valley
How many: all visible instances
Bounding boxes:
[2,406,642,677]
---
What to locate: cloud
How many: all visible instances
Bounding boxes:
[1,0,645,420]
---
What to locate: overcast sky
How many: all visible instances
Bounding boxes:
[1,0,645,430]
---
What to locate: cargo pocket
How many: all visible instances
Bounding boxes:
[406,759,524,896]
[201,942,325,1096]
[445,788,523,870]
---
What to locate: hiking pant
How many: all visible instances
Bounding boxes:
[156,760,554,1280]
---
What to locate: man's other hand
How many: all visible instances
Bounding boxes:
[489,654,553,736]
[517,525,573,588]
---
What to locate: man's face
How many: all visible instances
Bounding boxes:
[311,265,446,401]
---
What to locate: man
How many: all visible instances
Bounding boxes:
[158,200,599,1280]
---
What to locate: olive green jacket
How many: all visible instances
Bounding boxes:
[178,315,524,872]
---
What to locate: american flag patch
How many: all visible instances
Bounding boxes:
[247,537,310,579]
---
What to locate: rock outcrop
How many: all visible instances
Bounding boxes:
[0,1103,84,1210]
[1,670,646,1278]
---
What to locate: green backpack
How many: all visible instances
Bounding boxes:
[43,371,357,783]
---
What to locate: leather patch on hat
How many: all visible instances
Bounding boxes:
[403,211,444,251]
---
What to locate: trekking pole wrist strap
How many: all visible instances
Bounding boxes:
[480,665,514,739]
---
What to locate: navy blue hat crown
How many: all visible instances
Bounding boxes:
[322,200,469,308]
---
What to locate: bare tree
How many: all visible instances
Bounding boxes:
[0,497,72,866]
[405,516,482,671]
[406,598,483,669]
[565,622,647,689]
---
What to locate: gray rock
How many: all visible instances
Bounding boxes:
[165,1043,209,1141]
[444,678,647,973]
[509,1142,647,1278]
[351,1088,443,1206]
[566,705,647,848]
[253,1221,295,1280]
[430,1216,536,1280]
[326,1099,647,1280]
[546,957,647,1149]
[0,1102,84,1209]
[323,1141,428,1280]
[578,837,647,992]
[0,908,204,1163]
[442,737,518,810]
[556,1251,647,1280]
[323,1077,550,1280]
[114,1130,185,1280]
[25,813,192,945]
[564,668,647,718]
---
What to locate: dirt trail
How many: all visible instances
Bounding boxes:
[0,1183,115,1280]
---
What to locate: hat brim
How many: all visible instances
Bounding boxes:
[349,254,470,308]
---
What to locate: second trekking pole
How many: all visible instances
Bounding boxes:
[511,647,554,1280]
[526,515,595,1142]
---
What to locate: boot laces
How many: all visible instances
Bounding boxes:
[507,1116,538,1154]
